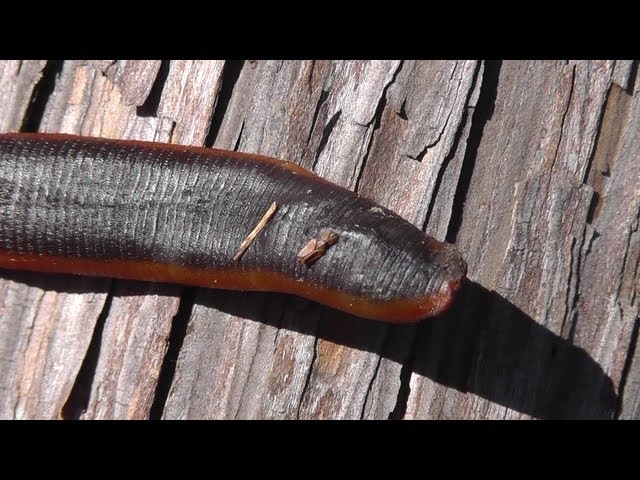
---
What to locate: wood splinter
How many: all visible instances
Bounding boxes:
[233,202,278,261]
[297,228,339,266]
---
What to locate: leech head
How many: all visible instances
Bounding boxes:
[418,239,467,318]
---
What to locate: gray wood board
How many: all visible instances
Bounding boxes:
[0,60,637,419]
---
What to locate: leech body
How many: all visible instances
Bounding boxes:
[0,133,466,323]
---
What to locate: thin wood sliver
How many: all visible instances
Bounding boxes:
[233,202,278,261]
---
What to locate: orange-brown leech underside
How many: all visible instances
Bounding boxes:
[0,251,462,323]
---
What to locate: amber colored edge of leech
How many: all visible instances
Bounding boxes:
[0,251,464,323]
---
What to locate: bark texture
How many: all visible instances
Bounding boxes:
[0,60,637,419]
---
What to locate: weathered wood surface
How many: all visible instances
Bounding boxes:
[0,60,637,419]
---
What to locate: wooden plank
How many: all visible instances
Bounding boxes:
[75,60,224,419]
[598,66,640,419]
[1,60,638,419]
[0,60,46,132]
[164,60,333,419]
[0,272,107,419]
[358,61,482,418]
[102,60,160,106]
[0,60,110,420]
[406,60,636,419]
[162,60,481,419]
[300,61,481,419]
[0,60,224,419]
[32,60,178,419]
[77,282,178,419]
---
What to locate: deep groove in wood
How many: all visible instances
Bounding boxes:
[296,335,318,419]
[626,60,638,94]
[360,352,383,419]
[446,60,501,244]
[149,287,196,420]
[423,102,472,232]
[388,332,418,420]
[305,89,330,147]
[312,110,341,172]
[3,60,636,420]
[20,60,63,133]
[617,316,640,418]
[205,60,245,147]
[136,60,170,117]
[60,284,114,420]
[354,60,404,193]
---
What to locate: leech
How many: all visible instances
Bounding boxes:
[0,133,468,322]
[233,202,278,261]
[297,228,339,266]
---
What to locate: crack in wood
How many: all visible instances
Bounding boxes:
[617,316,640,418]
[305,89,330,148]
[296,334,318,419]
[446,60,502,244]
[407,68,467,163]
[205,60,244,148]
[626,60,638,95]
[271,297,292,353]
[407,62,466,163]
[406,107,453,161]
[397,97,408,120]
[149,287,196,419]
[167,120,177,144]
[585,82,634,221]
[307,60,316,87]
[61,284,114,419]
[11,291,44,419]
[583,84,616,188]
[20,60,63,133]
[422,62,482,232]
[353,60,405,193]
[360,352,383,420]
[388,331,418,419]
[358,325,394,420]
[548,64,576,181]
[573,226,599,345]
[136,60,171,118]
[312,109,341,173]
[233,119,245,152]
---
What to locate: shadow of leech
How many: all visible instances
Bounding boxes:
[1,269,617,419]
[191,278,618,419]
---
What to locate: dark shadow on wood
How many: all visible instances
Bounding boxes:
[149,286,196,420]
[446,60,501,244]
[0,269,110,295]
[205,60,245,148]
[20,60,64,133]
[616,316,640,418]
[61,283,113,419]
[194,280,618,420]
[136,60,171,118]
[1,270,616,419]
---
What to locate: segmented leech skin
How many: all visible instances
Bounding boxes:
[0,133,467,323]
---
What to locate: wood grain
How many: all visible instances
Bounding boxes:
[0,61,47,132]
[0,60,638,419]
